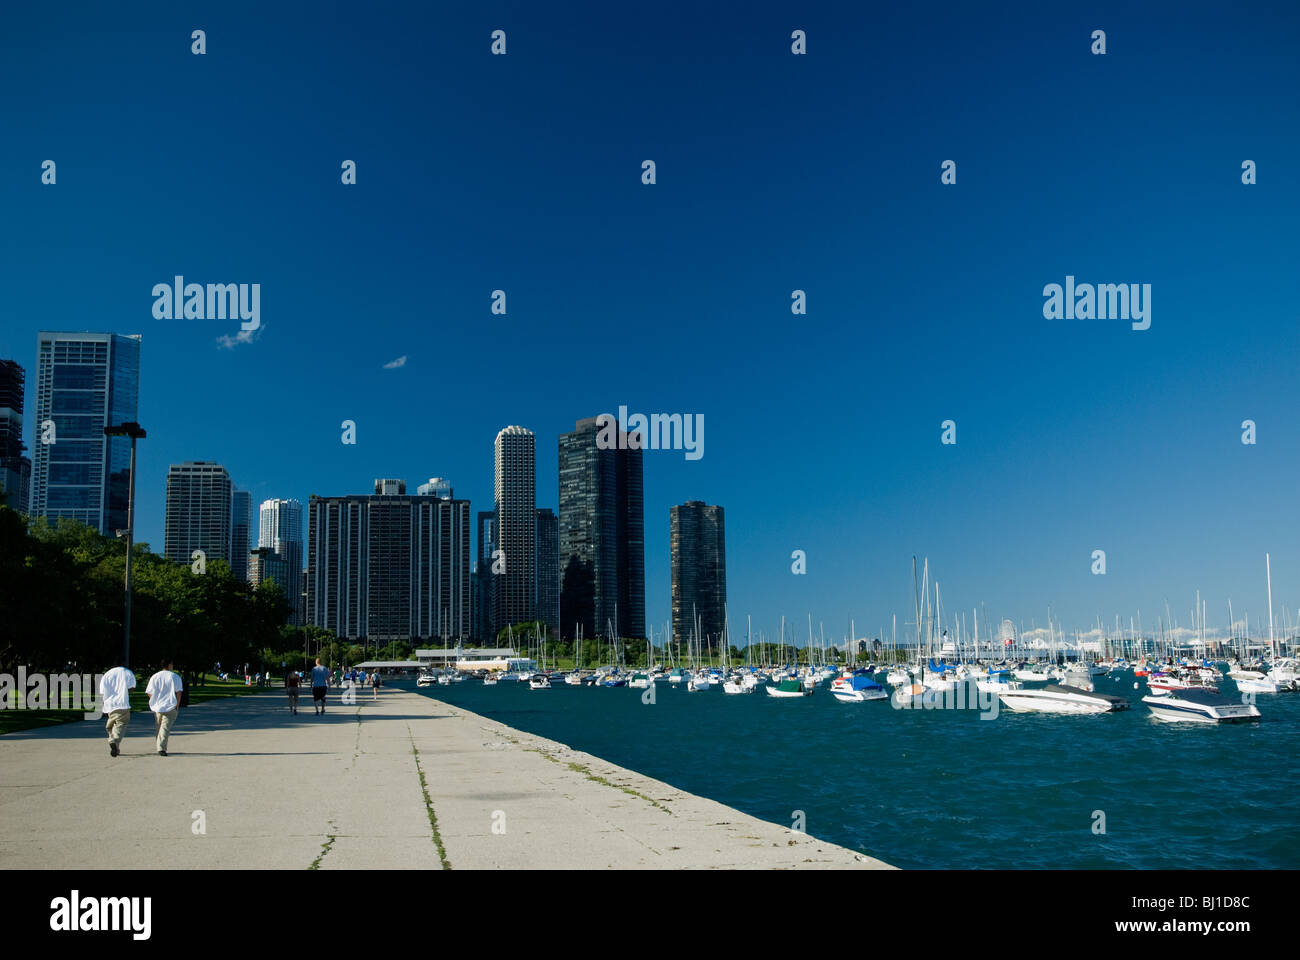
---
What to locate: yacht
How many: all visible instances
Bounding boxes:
[565,672,585,686]
[628,673,652,689]
[1143,689,1261,723]
[528,674,551,690]
[483,674,498,686]
[1146,670,1218,696]
[1229,669,1279,695]
[416,671,436,688]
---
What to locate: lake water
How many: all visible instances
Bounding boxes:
[413,673,1298,869]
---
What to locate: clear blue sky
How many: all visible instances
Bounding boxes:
[2,1,1297,644]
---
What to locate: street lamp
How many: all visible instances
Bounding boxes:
[104,421,146,668]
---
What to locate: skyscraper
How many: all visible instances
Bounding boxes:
[30,332,141,534]
[164,462,233,567]
[305,480,471,643]
[472,509,497,642]
[493,426,535,634]
[558,416,645,640]
[670,501,726,651]
[0,359,31,513]
[230,489,252,582]
[259,498,304,623]
[536,507,559,638]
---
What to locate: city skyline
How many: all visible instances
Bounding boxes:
[3,2,1298,645]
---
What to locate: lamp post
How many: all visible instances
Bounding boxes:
[104,421,146,668]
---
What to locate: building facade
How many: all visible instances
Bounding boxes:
[306,481,471,643]
[557,416,645,640]
[536,507,559,637]
[230,489,252,582]
[29,332,141,535]
[670,501,727,650]
[492,426,535,635]
[164,461,233,567]
[472,509,497,642]
[259,497,304,623]
[0,359,30,513]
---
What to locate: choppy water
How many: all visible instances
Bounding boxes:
[413,674,1298,869]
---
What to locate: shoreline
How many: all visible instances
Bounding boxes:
[0,686,893,870]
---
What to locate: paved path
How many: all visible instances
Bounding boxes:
[0,687,892,869]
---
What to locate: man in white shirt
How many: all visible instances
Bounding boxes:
[145,660,184,756]
[98,665,136,757]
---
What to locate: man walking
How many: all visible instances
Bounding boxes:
[146,660,184,756]
[310,657,330,716]
[99,664,136,757]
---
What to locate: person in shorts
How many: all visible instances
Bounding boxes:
[285,668,301,714]
[310,658,330,715]
[370,670,381,700]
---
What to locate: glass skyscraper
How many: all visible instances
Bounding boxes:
[30,332,141,535]
[231,489,252,582]
[558,417,645,640]
[670,501,726,652]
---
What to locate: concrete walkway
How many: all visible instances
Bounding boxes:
[0,687,892,869]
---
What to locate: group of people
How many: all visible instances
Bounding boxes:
[98,661,185,757]
[282,659,381,715]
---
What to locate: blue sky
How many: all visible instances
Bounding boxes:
[2,1,1298,644]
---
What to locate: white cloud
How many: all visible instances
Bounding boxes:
[383,355,408,369]
[216,325,264,350]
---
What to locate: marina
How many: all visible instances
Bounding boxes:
[412,657,1299,870]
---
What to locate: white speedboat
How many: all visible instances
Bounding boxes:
[628,673,652,689]
[1146,670,1218,696]
[722,675,756,694]
[997,672,1129,714]
[483,674,498,686]
[416,672,436,688]
[1143,689,1261,723]
[1229,668,1279,694]
[528,675,551,690]
[565,672,584,686]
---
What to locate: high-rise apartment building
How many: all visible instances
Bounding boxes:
[670,501,727,650]
[492,426,535,634]
[259,498,304,623]
[472,509,496,642]
[29,332,141,534]
[557,416,645,640]
[164,461,233,566]
[305,480,471,643]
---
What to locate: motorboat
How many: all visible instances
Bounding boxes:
[997,671,1129,714]
[483,674,498,686]
[565,672,585,686]
[416,672,436,688]
[1146,670,1218,696]
[667,668,687,685]
[830,670,888,702]
[628,673,652,689]
[528,674,551,690]
[1143,689,1261,723]
[1229,669,1279,694]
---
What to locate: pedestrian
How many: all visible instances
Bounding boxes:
[310,657,330,715]
[98,664,136,758]
[370,670,381,701]
[286,668,300,714]
[146,660,184,757]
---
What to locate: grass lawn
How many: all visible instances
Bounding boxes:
[0,673,275,736]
